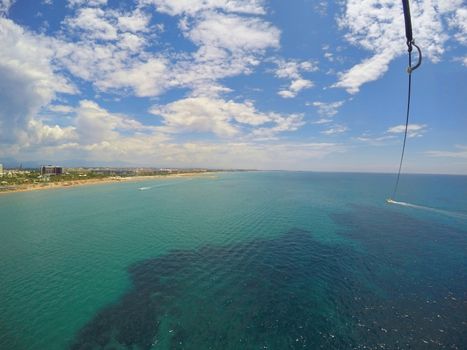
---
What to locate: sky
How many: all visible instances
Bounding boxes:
[0,0,466,173]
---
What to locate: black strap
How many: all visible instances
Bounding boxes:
[402,0,413,49]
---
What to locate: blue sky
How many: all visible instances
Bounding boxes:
[0,0,466,173]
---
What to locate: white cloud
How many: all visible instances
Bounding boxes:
[3,99,340,170]
[74,100,120,143]
[117,32,146,51]
[65,7,118,40]
[277,90,294,99]
[75,100,155,144]
[68,0,107,7]
[28,120,77,146]
[0,18,76,144]
[141,0,266,16]
[321,125,348,135]
[312,118,333,125]
[55,4,279,99]
[290,78,313,91]
[251,114,304,140]
[275,59,317,79]
[171,11,280,97]
[449,7,467,45]
[19,100,169,162]
[426,145,467,158]
[55,38,144,88]
[98,57,169,97]
[335,0,465,93]
[48,2,179,100]
[174,12,280,97]
[387,123,427,138]
[151,97,241,137]
[150,97,304,139]
[310,100,345,117]
[455,55,467,66]
[355,123,428,145]
[2,99,158,152]
[334,49,395,94]
[355,134,396,145]
[187,12,279,53]
[274,59,317,98]
[0,0,15,16]
[48,104,74,113]
[54,6,160,95]
[117,10,151,33]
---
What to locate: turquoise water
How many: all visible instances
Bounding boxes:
[0,172,466,349]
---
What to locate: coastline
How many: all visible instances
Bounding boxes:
[0,172,219,195]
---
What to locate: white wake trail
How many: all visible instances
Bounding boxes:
[386,199,467,219]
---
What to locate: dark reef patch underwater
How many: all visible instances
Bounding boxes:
[71,206,466,350]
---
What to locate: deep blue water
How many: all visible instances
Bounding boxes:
[0,172,466,349]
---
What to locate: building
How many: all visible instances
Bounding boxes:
[0,163,3,177]
[40,165,63,176]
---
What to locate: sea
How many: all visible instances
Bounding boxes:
[0,171,466,350]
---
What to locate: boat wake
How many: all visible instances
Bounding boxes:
[138,179,193,191]
[386,199,467,219]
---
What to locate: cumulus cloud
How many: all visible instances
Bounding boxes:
[455,55,467,66]
[309,100,345,117]
[117,9,151,33]
[335,0,466,93]
[150,97,303,139]
[74,100,156,144]
[0,0,15,16]
[449,7,467,45]
[54,1,280,100]
[0,0,288,159]
[387,123,427,138]
[251,114,304,140]
[274,59,317,98]
[141,0,266,16]
[48,104,75,113]
[175,11,280,97]
[0,18,76,144]
[66,6,150,40]
[98,57,169,97]
[68,0,107,7]
[1,98,339,170]
[65,7,118,40]
[187,12,279,52]
[27,120,77,146]
[0,0,344,171]
[54,6,162,96]
[334,49,395,94]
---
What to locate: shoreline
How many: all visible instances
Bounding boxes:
[0,172,219,195]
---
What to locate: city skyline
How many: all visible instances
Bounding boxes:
[0,0,466,174]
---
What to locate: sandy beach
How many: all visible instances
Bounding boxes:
[0,172,219,195]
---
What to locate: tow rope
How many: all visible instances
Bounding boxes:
[389,0,422,202]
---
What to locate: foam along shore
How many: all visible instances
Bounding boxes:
[0,172,219,195]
